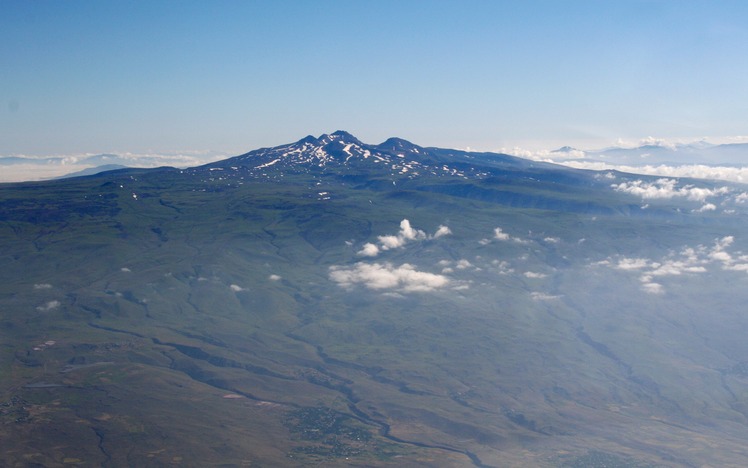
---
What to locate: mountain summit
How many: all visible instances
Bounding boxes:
[203,131,536,182]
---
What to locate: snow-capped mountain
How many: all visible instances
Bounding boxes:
[200,130,539,181]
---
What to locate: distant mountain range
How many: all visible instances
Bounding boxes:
[552,141,748,166]
[0,153,124,167]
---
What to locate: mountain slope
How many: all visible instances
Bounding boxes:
[2,132,748,467]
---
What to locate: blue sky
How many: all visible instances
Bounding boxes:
[2,0,748,157]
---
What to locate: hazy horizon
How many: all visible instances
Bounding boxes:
[3,131,748,183]
[3,1,747,174]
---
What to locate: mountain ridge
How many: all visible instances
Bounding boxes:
[200,131,561,184]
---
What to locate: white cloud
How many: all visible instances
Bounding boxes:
[329,262,449,292]
[121,267,131,273]
[396,219,427,242]
[710,236,736,266]
[493,227,510,240]
[33,283,52,289]
[36,300,60,311]
[500,147,587,160]
[455,259,473,270]
[531,292,561,301]
[230,284,244,292]
[491,260,514,275]
[650,261,705,276]
[639,136,677,149]
[268,274,282,281]
[694,203,717,212]
[487,226,531,244]
[611,178,730,202]
[598,235,748,293]
[614,258,650,270]
[524,271,547,279]
[560,161,748,184]
[434,225,452,238]
[361,219,451,257]
[357,242,380,257]
[641,282,664,294]
[543,237,560,243]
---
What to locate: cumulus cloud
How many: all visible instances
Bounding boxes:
[359,219,451,257]
[357,242,380,257]
[230,284,244,292]
[485,226,530,244]
[434,225,452,238]
[378,219,427,250]
[524,271,547,279]
[493,227,511,241]
[33,283,52,289]
[694,203,717,212]
[121,267,132,273]
[36,300,60,311]
[615,258,650,270]
[600,235,747,293]
[268,274,282,281]
[455,259,473,270]
[329,262,449,292]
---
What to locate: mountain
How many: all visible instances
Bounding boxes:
[576,142,748,166]
[551,146,578,153]
[2,132,748,467]
[54,164,130,179]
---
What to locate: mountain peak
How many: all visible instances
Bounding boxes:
[315,130,362,146]
[376,137,423,153]
[329,130,357,140]
[552,146,578,153]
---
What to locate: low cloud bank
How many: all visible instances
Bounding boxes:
[563,161,748,184]
[0,151,229,183]
[611,178,730,202]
